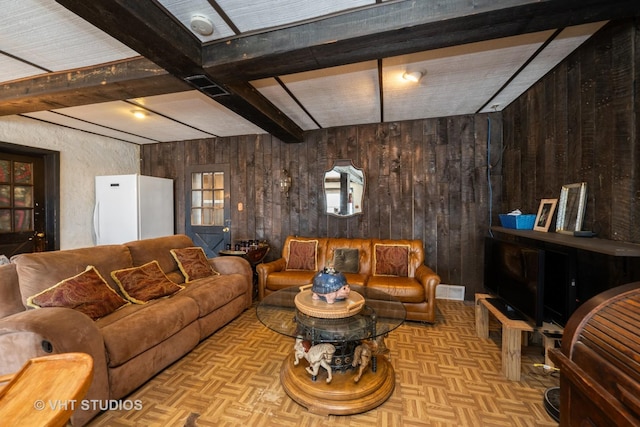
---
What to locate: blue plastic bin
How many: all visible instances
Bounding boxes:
[498,214,536,230]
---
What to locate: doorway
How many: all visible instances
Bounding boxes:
[0,142,59,257]
[185,164,230,257]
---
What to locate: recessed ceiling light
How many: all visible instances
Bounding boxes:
[131,110,148,119]
[402,71,424,83]
[190,14,214,36]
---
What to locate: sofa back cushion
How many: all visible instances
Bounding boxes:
[124,234,194,283]
[0,263,25,316]
[13,244,133,307]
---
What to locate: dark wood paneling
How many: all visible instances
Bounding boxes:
[142,113,500,299]
[502,19,639,244]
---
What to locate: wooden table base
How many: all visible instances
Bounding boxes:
[280,353,395,415]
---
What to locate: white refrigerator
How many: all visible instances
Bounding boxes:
[94,174,174,245]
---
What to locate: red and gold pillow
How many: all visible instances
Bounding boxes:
[374,244,410,277]
[26,266,128,320]
[170,247,219,282]
[111,261,183,304]
[286,239,318,271]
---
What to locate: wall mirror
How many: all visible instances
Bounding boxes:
[555,182,587,234]
[323,160,365,217]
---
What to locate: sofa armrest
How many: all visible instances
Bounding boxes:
[256,258,286,300]
[209,257,253,308]
[0,307,110,426]
[415,264,441,316]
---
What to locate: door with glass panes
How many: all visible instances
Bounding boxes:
[0,153,46,257]
[185,164,230,257]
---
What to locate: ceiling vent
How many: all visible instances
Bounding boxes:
[184,75,228,98]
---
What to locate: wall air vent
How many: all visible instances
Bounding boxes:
[184,75,228,98]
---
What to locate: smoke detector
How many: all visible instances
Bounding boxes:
[190,14,214,36]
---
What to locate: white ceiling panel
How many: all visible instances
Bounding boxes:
[479,21,608,113]
[0,0,138,71]
[251,78,320,131]
[0,55,45,83]
[157,0,236,42]
[216,0,375,32]
[279,62,380,128]
[49,101,216,143]
[22,111,158,145]
[383,32,554,121]
[130,91,266,137]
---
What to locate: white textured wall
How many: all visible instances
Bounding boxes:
[0,116,139,249]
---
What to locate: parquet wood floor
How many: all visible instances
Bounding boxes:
[88,299,559,426]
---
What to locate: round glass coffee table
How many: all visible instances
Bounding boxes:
[256,285,406,415]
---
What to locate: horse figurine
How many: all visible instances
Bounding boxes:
[352,343,372,383]
[293,337,336,383]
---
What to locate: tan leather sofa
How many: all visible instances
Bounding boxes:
[257,236,441,323]
[0,234,252,426]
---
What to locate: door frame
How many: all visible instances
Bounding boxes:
[0,141,60,251]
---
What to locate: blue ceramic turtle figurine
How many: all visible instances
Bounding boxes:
[311,267,351,304]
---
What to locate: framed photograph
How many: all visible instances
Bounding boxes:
[534,198,558,232]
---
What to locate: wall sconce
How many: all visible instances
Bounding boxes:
[279,168,292,197]
[402,71,424,83]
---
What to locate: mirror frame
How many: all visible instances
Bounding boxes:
[323,160,365,218]
[555,182,587,234]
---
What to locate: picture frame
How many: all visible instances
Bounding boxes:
[534,198,558,232]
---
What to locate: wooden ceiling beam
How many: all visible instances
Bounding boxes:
[0,58,190,116]
[52,0,303,143]
[202,0,640,81]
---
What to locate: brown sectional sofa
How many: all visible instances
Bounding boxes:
[257,236,441,323]
[0,234,252,426]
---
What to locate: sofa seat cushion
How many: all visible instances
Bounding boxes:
[266,270,316,291]
[178,274,248,316]
[366,276,425,303]
[342,273,368,287]
[96,295,199,367]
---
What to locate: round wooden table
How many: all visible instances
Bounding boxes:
[256,285,405,415]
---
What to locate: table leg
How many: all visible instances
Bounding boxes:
[476,301,489,339]
[501,325,522,381]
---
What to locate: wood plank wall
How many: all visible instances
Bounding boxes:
[502,18,640,244]
[141,113,503,299]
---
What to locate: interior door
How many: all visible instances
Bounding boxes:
[0,153,46,257]
[185,164,230,257]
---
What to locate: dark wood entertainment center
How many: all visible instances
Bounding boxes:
[487,226,640,326]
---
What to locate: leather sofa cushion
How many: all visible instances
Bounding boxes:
[366,276,425,303]
[266,270,315,290]
[97,295,199,367]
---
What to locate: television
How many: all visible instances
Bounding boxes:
[484,237,545,326]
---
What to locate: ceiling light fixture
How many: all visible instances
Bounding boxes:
[131,110,148,119]
[190,14,214,36]
[402,71,424,83]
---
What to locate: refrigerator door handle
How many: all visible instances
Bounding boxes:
[93,201,100,243]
